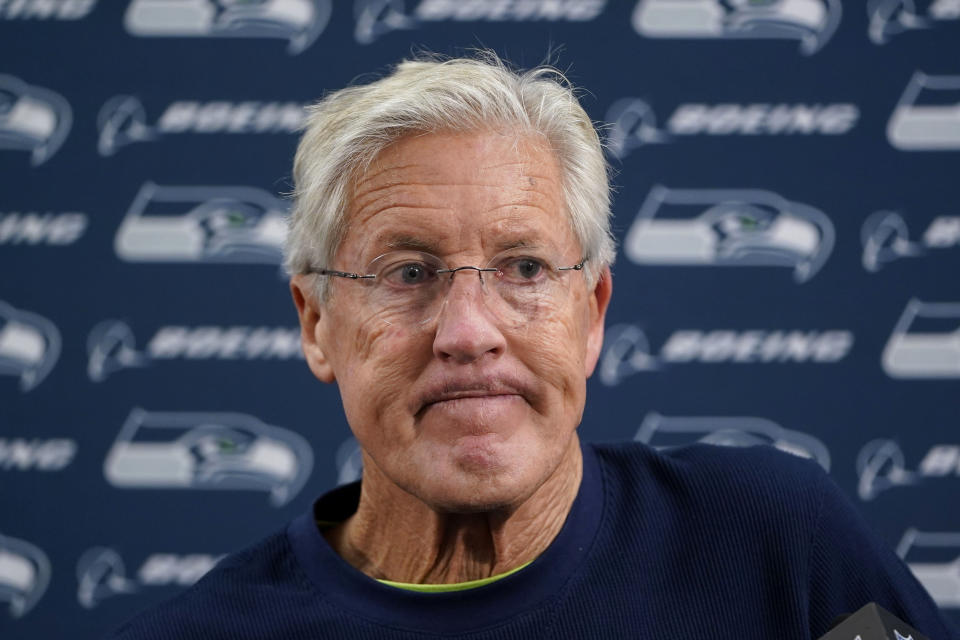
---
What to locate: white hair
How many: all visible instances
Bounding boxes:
[285,51,614,299]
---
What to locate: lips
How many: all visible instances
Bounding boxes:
[415,376,532,417]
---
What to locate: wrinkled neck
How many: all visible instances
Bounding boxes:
[324,437,583,584]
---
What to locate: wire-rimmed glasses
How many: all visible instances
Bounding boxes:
[304,248,588,331]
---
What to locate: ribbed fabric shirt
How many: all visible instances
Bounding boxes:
[107,442,959,639]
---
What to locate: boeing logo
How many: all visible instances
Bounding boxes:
[103,408,314,506]
[606,99,859,159]
[0,74,71,165]
[599,324,854,386]
[138,553,223,586]
[87,320,303,382]
[0,0,96,19]
[857,440,960,500]
[124,0,332,55]
[0,438,76,471]
[882,299,960,378]
[888,71,960,150]
[0,533,50,618]
[624,186,835,283]
[0,300,61,392]
[635,412,831,470]
[97,96,305,156]
[869,0,960,44]
[87,321,149,382]
[115,182,287,264]
[76,547,222,608]
[861,210,960,271]
[354,0,605,44]
[632,0,841,55]
[0,211,88,245]
[896,528,960,608]
[75,548,137,609]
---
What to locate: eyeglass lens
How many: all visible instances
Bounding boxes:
[355,249,579,331]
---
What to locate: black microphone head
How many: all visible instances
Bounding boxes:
[816,602,929,640]
[827,613,850,631]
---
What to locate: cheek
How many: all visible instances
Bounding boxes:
[333,311,427,415]
[515,311,588,401]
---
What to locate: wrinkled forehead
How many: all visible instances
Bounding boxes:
[339,130,578,260]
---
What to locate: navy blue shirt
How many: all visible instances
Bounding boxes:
[107,443,959,639]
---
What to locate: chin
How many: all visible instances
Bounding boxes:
[411,444,546,514]
[422,486,524,515]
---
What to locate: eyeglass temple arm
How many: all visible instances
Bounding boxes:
[308,268,376,280]
[558,257,589,271]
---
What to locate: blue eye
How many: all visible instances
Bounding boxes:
[400,263,428,284]
[382,261,437,286]
[500,257,546,282]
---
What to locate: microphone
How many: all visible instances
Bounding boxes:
[816,602,929,640]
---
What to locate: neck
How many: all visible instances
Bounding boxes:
[325,437,583,584]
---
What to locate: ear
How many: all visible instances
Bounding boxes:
[584,267,612,379]
[290,275,336,383]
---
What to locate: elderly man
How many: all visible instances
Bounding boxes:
[110,54,956,639]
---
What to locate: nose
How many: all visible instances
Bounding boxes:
[431,270,507,364]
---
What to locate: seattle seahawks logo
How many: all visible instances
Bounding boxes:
[632,0,842,55]
[0,300,61,392]
[624,185,835,283]
[104,408,314,506]
[0,534,50,618]
[888,71,960,150]
[114,182,288,264]
[124,0,332,54]
[0,74,72,165]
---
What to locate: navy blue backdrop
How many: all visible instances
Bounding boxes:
[2,1,959,638]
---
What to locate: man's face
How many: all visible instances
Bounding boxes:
[293,131,610,512]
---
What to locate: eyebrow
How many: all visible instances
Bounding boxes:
[492,237,538,252]
[382,235,439,254]
[380,235,544,255]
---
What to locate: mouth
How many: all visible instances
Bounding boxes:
[415,380,530,418]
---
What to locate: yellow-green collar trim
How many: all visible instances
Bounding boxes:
[376,560,533,593]
[317,519,534,592]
